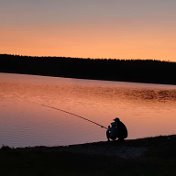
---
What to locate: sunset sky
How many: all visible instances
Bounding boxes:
[1,0,176,61]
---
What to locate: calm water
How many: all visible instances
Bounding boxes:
[0,73,176,147]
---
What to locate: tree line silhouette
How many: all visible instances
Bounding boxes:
[0,54,176,84]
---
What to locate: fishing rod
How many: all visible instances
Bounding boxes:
[40,103,108,130]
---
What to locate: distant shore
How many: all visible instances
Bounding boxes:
[0,54,176,85]
[1,135,176,175]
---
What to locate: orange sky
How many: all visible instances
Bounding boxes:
[1,1,176,62]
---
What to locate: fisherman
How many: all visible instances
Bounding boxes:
[106,117,128,142]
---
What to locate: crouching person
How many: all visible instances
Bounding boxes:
[106,117,128,142]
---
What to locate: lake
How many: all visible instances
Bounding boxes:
[0,73,176,147]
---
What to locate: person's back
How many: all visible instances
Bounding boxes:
[114,118,128,141]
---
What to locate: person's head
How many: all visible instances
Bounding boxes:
[113,117,120,122]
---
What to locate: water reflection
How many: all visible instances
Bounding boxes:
[0,73,176,147]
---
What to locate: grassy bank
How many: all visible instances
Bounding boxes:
[1,135,176,176]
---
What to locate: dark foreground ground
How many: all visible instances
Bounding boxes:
[1,135,176,176]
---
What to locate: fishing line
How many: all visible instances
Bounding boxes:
[17,97,108,130]
[39,103,108,130]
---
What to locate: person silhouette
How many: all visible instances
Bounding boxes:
[106,117,128,142]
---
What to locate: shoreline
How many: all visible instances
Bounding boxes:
[1,135,176,175]
[1,135,176,160]
[1,71,176,86]
[1,135,176,158]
